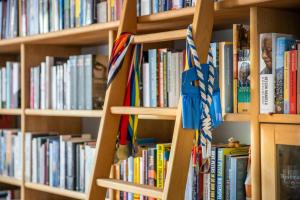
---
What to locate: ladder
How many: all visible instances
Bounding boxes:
[87,0,214,199]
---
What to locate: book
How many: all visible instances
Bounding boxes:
[229,156,248,200]
[275,36,294,113]
[219,42,233,114]
[156,143,171,190]
[284,51,290,114]
[216,146,249,200]
[260,33,279,114]
[289,48,297,114]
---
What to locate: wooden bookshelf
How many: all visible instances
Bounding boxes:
[0,0,298,200]
[0,176,22,187]
[25,182,86,200]
[25,109,103,118]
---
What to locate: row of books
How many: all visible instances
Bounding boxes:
[30,54,107,110]
[0,0,18,39]
[142,49,184,108]
[0,190,20,200]
[260,33,300,114]
[0,129,22,180]
[13,0,108,37]
[203,145,251,200]
[111,143,171,200]
[137,0,196,16]
[0,62,21,109]
[25,133,96,193]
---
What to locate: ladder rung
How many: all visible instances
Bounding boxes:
[110,106,177,120]
[97,179,163,199]
[133,29,187,44]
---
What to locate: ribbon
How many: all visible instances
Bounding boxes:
[107,33,134,86]
[182,25,222,172]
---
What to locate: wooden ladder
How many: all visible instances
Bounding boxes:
[87,0,214,199]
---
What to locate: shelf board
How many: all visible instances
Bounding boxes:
[0,176,22,186]
[0,21,119,53]
[223,113,251,122]
[259,114,300,124]
[111,107,251,122]
[25,182,85,199]
[0,109,22,115]
[25,109,103,118]
[97,179,163,199]
[137,6,249,33]
[215,0,300,10]
[110,106,177,120]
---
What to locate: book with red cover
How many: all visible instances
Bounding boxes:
[289,49,297,114]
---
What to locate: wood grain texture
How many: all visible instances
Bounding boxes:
[260,124,276,200]
[251,7,300,200]
[163,0,214,199]
[97,179,163,199]
[86,0,137,199]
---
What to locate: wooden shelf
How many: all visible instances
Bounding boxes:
[0,21,119,53]
[25,109,103,118]
[25,182,86,199]
[97,179,163,199]
[215,0,300,10]
[0,109,22,115]
[110,106,177,120]
[223,113,251,122]
[259,114,300,124]
[0,176,22,186]
[110,107,251,122]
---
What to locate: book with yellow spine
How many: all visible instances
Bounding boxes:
[134,157,140,200]
[284,51,290,114]
[156,143,171,190]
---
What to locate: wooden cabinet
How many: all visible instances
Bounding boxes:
[261,124,300,200]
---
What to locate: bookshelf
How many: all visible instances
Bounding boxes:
[0,0,298,200]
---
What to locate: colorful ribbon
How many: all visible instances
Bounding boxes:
[107,33,134,85]
[182,24,222,170]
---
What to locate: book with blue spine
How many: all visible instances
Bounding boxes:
[5,62,12,109]
[275,36,293,113]
[152,0,159,14]
[59,0,64,30]
[149,49,157,107]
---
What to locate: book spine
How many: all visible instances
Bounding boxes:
[284,51,290,114]
[85,54,93,110]
[159,51,164,107]
[134,157,140,200]
[298,43,300,114]
[156,144,164,190]
[6,62,11,109]
[147,148,156,200]
[77,55,85,110]
[2,68,6,108]
[289,50,297,114]
[260,33,275,114]
[60,137,65,188]
[143,63,150,107]
[25,133,32,182]
[149,49,157,107]
[128,156,134,200]
[210,147,217,200]
[216,149,224,200]
[66,142,75,190]
[275,38,287,113]
[224,44,233,113]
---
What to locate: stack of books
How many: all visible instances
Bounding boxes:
[0,62,20,109]
[30,54,107,110]
[260,33,300,114]
[204,145,250,200]
[142,49,185,108]
[111,143,171,199]
[25,133,96,193]
[0,190,20,200]
[137,0,197,16]
[0,129,22,180]
[20,0,108,37]
[0,0,19,39]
